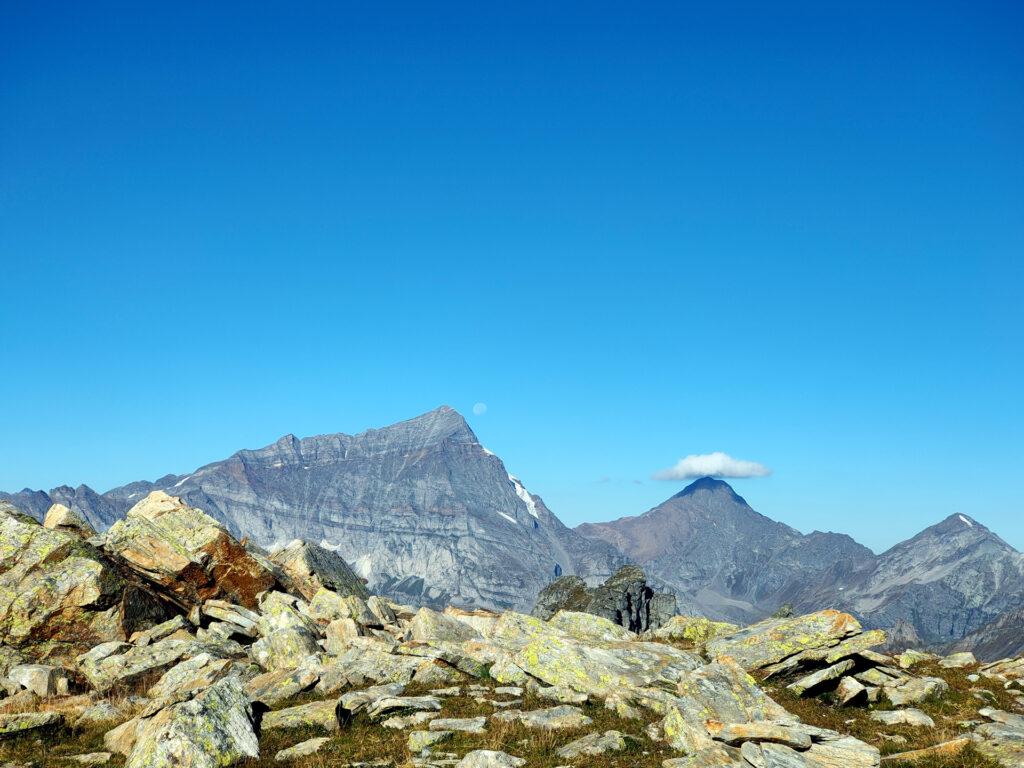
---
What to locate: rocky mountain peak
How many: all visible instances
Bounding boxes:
[673,476,748,505]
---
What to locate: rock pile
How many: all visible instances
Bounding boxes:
[0,492,1022,767]
[531,564,677,632]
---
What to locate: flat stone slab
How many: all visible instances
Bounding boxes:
[492,705,592,730]
[275,736,330,761]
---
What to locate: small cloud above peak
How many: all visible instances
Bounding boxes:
[652,451,771,481]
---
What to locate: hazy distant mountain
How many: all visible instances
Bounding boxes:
[0,406,622,611]
[576,478,1024,648]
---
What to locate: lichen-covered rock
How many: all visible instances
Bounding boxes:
[507,614,703,695]
[317,645,423,693]
[125,676,259,768]
[705,720,812,749]
[261,699,339,731]
[493,704,592,730]
[0,503,169,659]
[270,539,368,602]
[652,615,740,646]
[77,635,210,693]
[104,491,278,611]
[883,676,949,706]
[251,592,321,671]
[408,729,451,752]
[704,610,863,671]
[146,653,234,706]
[548,610,634,643]
[244,660,320,706]
[0,711,63,738]
[408,607,481,643]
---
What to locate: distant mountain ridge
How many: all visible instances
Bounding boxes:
[0,406,623,612]
[4,408,1022,651]
[576,478,1024,649]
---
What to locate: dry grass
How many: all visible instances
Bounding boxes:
[761,660,1016,768]
[2,661,1018,767]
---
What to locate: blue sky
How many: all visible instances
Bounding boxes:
[2,2,1021,552]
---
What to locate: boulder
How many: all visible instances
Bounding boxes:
[269,540,368,602]
[244,660,320,706]
[76,635,211,693]
[250,592,321,671]
[125,677,259,768]
[4,663,70,697]
[43,503,96,537]
[103,492,278,610]
[0,503,170,659]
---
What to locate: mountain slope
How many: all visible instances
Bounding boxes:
[577,479,1024,648]
[0,406,622,611]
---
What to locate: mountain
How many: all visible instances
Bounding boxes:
[576,478,1024,649]
[0,406,623,612]
[576,477,876,622]
[841,513,1024,646]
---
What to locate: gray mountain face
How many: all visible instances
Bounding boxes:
[950,606,1024,660]
[1,407,622,612]
[838,514,1024,647]
[576,478,1024,648]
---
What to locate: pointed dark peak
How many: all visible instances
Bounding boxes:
[673,476,748,505]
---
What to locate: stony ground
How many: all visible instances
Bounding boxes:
[2,492,1024,768]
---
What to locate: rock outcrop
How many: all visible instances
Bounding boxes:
[104,491,279,611]
[531,564,676,631]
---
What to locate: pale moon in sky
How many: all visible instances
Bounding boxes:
[473,402,488,415]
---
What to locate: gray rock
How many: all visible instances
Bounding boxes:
[492,705,592,730]
[408,730,452,752]
[555,730,631,758]
[870,709,934,727]
[275,736,330,761]
[455,751,526,768]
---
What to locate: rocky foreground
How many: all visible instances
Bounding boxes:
[1,493,1023,767]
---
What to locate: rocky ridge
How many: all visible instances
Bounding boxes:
[2,492,1023,767]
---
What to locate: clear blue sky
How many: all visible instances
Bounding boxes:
[2,2,1021,553]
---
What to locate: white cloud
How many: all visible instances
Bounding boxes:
[472,402,488,415]
[652,451,771,481]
